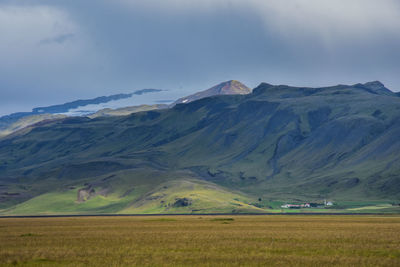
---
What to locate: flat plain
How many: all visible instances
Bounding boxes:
[0,215,399,266]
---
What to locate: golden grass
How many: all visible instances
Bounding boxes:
[0,215,399,266]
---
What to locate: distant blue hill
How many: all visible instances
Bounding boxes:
[0,89,162,129]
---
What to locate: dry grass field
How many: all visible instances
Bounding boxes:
[0,215,399,266]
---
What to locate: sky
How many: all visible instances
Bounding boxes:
[1,0,400,116]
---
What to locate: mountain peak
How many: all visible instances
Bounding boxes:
[172,80,251,105]
[363,81,385,90]
[212,80,252,95]
[355,81,394,96]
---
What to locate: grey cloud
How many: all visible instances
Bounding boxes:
[39,33,75,45]
[0,0,399,116]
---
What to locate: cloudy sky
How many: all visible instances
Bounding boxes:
[1,0,400,115]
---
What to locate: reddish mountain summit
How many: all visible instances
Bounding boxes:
[172,80,251,106]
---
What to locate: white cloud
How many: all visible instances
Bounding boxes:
[59,90,182,117]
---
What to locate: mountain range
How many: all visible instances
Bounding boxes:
[0,81,250,138]
[0,80,399,215]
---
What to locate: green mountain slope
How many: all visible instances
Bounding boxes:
[0,81,399,214]
[0,114,67,138]
[89,104,168,118]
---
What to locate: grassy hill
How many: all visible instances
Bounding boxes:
[0,114,67,138]
[0,81,399,214]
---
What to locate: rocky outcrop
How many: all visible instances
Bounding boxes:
[77,185,109,202]
[173,198,192,207]
[77,186,96,202]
